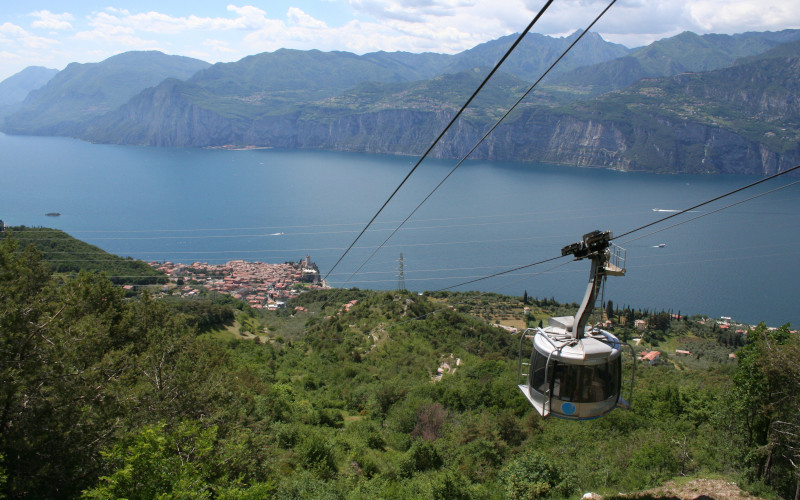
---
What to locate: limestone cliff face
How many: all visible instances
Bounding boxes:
[54,42,800,176]
[85,97,798,175]
[83,79,242,147]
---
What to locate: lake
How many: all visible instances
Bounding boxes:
[1,132,798,326]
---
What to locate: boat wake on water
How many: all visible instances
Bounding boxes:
[652,208,702,213]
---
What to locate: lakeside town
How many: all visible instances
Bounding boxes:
[147,255,327,310]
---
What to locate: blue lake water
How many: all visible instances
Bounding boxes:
[1,132,798,326]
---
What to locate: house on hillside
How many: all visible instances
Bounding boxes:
[639,350,661,365]
[492,324,518,334]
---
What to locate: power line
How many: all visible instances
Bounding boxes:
[434,254,567,292]
[321,241,800,284]
[4,216,588,241]
[345,0,619,284]
[613,165,800,241]
[29,234,569,257]
[378,259,575,329]
[5,205,644,243]
[0,206,634,236]
[619,179,800,245]
[417,166,800,294]
[323,0,557,281]
[22,170,799,273]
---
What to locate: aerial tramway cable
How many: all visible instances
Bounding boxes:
[431,165,800,293]
[612,164,800,241]
[323,0,557,282]
[618,178,800,246]
[345,0,620,284]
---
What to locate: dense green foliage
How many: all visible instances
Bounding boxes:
[1,226,167,285]
[1,233,798,499]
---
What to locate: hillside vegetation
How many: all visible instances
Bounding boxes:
[1,232,798,499]
[0,226,167,285]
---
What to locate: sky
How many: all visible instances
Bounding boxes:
[1,0,799,81]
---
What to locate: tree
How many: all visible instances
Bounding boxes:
[651,311,671,332]
[84,421,274,499]
[84,422,215,499]
[734,324,800,498]
[0,239,132,497]
[606,299,614,322]
[0,235,240,498]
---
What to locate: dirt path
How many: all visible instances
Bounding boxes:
[605,478,766,500]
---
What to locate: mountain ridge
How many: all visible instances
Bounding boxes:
[0,66,58,106]
[2,51,211,135]
[2,30,798,175]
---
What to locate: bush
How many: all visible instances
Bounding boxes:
[500,451,574,499]
[398,441,443,477]
[297,433,337,479]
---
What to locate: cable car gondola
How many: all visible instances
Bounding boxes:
[518,230,635,420]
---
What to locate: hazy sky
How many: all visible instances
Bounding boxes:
[1,0,798,81]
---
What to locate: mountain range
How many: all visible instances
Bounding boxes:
[2,29,799,175]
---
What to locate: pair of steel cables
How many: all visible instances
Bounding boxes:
[321,0,800,298]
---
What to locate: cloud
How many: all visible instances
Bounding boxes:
[7,0,800,82]
[521,0,800,46]
[349,0,476,23]
[29,11,75,31]
[75,4,274,42]
[287,8,327,29]
[203,38,236,53]
[0,22,60,49]
[687,0,800,31]
[226,5,270,28]
[0,50,22,61]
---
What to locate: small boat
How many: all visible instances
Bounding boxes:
[653,243,666,248]
[45,212,61,217]
[270,232,285,236]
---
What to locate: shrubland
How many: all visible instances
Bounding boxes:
[1,234,798,499]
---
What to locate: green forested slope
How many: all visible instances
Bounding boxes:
[0,234,798,499]
[1,226,166,285]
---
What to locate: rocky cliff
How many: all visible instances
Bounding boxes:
[84,94,799,176]
[22,36,800,176]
